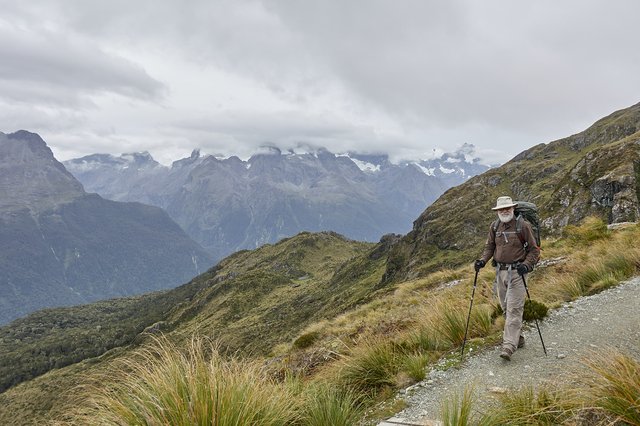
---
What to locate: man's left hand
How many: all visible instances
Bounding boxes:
[516,263,529,276]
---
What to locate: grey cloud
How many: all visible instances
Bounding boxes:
[1,0,639,166]
[264,0,640,135]
[166,109,392,157]
[0,21,165,105]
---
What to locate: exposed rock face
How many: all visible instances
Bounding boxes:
[385,102,640,281]
[0,131,214,324]
[64,146,489,261]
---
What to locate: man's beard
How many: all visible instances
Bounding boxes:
[498,212,514,223]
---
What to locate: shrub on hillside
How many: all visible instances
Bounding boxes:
[293,331,321,349]
[523,299,549,321]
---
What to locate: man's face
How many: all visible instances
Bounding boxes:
[497,206,514,223]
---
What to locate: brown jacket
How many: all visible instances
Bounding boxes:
[480,218,540,270]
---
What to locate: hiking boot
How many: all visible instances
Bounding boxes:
[500,347,513,361]
[518,335,525,349]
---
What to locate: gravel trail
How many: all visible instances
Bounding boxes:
[389,276,640,424]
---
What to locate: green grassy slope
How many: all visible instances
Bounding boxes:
[161,231,386,355]
[0,231,385,394]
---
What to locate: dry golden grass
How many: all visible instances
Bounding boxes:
[60,336,301,425]
[578,349,640,425]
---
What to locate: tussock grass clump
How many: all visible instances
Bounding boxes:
[438,305,468,347]
[420,300,470,347]
[551,239,640,301]
[469,303,494,336]
[485,385,576,425]
[442,384,577,426]
[425,298,494,348]
[401,352,433,382]
[580,349,640,425]
[483,386,575,426]
[301,383,364,426]
[562,216,610,244]
[404,325,447,352]
[335,338,401,394]
[440,385,476,426]
[65,337,300,425]
[574,260,634,296]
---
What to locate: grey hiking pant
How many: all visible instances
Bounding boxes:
[494,268,526,352]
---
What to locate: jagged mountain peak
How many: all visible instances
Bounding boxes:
[121,151,157,165]
[7,130,47,145]
[0,131,214,324]
[68,151,162,172]
[0,131,85,210]
[5,130,57,162]
[65,143,489,260]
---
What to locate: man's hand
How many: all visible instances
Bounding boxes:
[474,259,486,272]
[516,263,529,276]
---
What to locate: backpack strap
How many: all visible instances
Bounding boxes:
[494,216,529,250]
[515,215,528,251]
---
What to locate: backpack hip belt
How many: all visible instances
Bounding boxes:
[495,261,523,270]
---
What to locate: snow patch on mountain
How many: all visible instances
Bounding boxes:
[349,157,381,173]
[412,163,435,176]
[439,164,456,174]
[67,152,163,172]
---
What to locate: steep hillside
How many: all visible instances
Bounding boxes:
[384,102,640,281]
[0,131,213,324]
[164,231,387,354]
[0,231,385,397]
[64,146,488,260]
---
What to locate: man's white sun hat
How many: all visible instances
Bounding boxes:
[492,196,518,210]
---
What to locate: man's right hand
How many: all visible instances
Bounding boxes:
[474,259,485,272]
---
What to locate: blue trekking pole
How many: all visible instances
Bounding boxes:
[460,270,479,361]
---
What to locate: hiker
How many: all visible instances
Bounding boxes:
[474,196,540,361]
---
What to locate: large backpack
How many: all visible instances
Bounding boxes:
[492,201,541,250]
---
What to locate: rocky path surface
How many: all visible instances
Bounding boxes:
[380,276,640,425]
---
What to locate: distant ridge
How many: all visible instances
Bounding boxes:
[64,144,490,261]
[0,131,214,324]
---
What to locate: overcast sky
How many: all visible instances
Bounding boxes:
[1,1,639,165]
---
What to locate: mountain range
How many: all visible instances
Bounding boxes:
[64,144,489,261]
[0,131,214,324]
[1,102,639,424]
